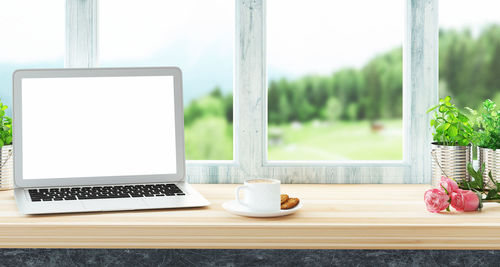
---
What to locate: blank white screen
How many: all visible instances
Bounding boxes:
[21,76,177,179]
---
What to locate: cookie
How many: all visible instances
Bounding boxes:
[281,194,289,204]
[281,198,300,210]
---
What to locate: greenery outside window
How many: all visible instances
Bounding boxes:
[66,0,439,183]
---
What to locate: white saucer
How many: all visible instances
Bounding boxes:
[222,200,302,217]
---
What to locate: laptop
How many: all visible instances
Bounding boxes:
[13,67,210,214]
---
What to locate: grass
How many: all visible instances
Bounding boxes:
[268,120,403,161]
[185,118,403,161]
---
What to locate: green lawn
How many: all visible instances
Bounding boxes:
[185,118,403,161]
[268,120,403,161]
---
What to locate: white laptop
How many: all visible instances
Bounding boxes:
[13,67,210,215]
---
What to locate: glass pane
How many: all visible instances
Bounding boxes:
[99,0,234,160]
[439,0,500,110]
[267,0,403,161]
[0,1,64,116]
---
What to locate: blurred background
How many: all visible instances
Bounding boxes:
[1,0,499,161]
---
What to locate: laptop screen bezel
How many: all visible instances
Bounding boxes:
[13,67,186,188]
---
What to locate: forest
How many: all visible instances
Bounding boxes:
[184,25,500,160]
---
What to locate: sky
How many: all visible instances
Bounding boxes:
[267,0,403,77]
[0,0,65,63]
[1,0,500,106]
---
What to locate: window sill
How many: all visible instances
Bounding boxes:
[0,184,497,249]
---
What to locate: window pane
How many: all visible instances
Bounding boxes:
[0,1,64,116]
[99,0,234,160]
[267,0,403,161]
[439,0,500,110]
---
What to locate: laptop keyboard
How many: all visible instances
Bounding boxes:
[28,184,185,202]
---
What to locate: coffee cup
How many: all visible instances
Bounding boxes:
[235,178,280,212]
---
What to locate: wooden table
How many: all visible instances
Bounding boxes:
[1,184,500,249]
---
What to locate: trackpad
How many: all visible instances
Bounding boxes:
[82,198,148,211]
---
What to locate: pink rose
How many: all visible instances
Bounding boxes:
[439,176,458,195]
[451,189,480,212]
[424,189,450,213]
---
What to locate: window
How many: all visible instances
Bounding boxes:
[64,0,439,183]
[267,0,403,161]
[439,0,500,109]
[98,0,235,160]
[0,1,64,116]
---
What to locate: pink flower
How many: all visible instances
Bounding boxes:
[451,189,480,212]
[439,176,459,195]
[424,189,450,213]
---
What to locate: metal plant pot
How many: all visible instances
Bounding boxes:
[0,145,13,190]
[431,143,471,187]
[479,147,500,188]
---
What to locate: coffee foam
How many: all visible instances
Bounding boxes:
[246,179,276,184]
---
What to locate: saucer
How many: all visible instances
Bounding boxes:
[222,200,302,217]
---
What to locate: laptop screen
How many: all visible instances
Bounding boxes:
[20,75,177,180]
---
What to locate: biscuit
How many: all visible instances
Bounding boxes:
[281,194,289,204]
[281,198,299,210]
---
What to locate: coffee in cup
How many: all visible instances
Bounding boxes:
[246,179,275,184]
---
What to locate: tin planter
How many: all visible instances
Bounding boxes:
[0,145,13,190]
[479,147,500,188]
[431,142,471,187]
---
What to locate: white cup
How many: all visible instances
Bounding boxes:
[235,178,281,212]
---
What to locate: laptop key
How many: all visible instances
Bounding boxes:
[28,184,185,201]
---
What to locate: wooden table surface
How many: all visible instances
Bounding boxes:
[1,184,500,249]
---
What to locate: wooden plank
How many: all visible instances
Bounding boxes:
[66,0,97,67]
[0,184,500,249]
[405,0,439,183]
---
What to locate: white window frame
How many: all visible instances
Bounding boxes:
[66,0,438,184]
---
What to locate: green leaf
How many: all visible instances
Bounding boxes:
[486,189,500,200]
[441,184,449,195]
[427,105,439,113]
[458,139,469,146]
[489,171,497,187]
[478,164,485,189]
[448,125,458,137]
[467,163,485,190]
[444,96,451,103]
[457,113,469,123]
[484,99,495,110]
[436,125,444,133]
[447,113,457,122]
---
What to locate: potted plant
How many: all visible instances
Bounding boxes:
[427,96,473,186]
[0,100,12,190]
[468,99,500,187]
